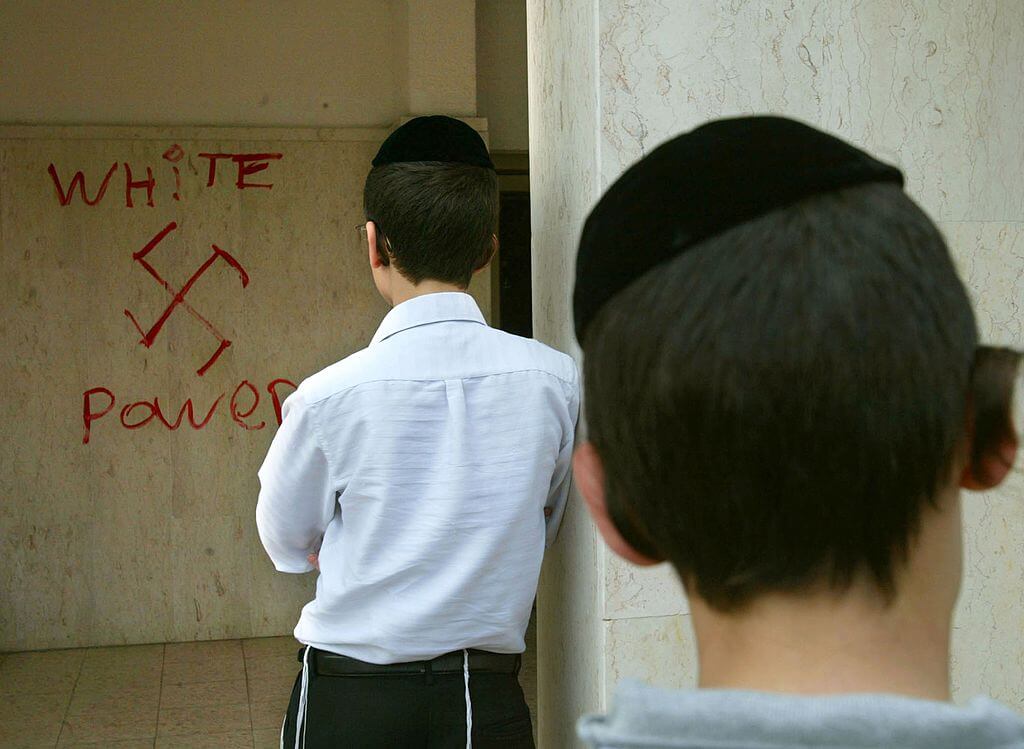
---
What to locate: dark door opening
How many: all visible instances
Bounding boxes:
[498,191,532,338]
[494,153,532,338]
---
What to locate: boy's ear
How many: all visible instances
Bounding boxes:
[474,235,498,275]
[960,442,1018,491]
[574,441,662,566]
[960,346,1021,491]
[366,221,389,269]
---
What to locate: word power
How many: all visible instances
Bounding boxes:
[82,378,297,445]
[47,147,283,208]
[124,221,249,376]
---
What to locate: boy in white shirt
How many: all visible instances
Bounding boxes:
[257,116,579,748]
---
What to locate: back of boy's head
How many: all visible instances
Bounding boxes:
[574,116,1021,612]
[364,115,499,288]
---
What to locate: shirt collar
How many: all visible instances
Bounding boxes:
[371,292,487,345]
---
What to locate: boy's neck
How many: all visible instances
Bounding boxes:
[388,277,468,307]
[690,583,952,701]
[690,495,961,702]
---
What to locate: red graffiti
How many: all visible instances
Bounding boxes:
[82,387,115,444]
[48,162,118,206]
[48,148,283,207]
[162,145,185,201]
[123,221,250,376]
[154,395,223,430]
[230,380,266,431]
[162,144,185,162]
[81,379,296,444]
[267,378,295,426]
[197,152,283,189]
[120,401,157,429]
[124,162,155,208]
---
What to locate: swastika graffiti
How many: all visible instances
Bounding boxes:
[124,221,250,376]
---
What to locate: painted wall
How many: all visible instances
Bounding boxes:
[0,0,498,129]
[0,122,493,651]
[529,0,1024,743]
[0,126,373,649]
[0,1,402,127]
[477,0,530,151]
[0,1,521,650]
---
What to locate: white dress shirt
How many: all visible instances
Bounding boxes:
[257,292,579,663]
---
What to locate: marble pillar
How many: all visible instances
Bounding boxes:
[528,1,1024,744]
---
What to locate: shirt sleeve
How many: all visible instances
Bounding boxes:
[256,391,337,573]
[544,368,581,548]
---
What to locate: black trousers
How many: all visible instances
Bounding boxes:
[281,651,535,748]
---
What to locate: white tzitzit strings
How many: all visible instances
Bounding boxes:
[294,645,311,749]
[463,649,473,748]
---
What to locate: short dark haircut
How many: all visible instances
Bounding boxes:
[363,161,499,287]
[582,182,1021,611]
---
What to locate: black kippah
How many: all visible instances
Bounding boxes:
[573,115,904,340]
[372,115,495,170]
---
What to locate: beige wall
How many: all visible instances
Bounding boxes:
[405,0,478,116]
[477,0,529,151]
[0,126,371,649]
[0,0,515,129]
[529,0,1024,743]
[0,2,401,127]
[0,0,523,650]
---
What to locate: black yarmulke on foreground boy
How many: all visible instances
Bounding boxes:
[372,115,495,170]
[573,115,904,340]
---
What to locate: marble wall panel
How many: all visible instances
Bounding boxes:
[533,1,1024,740]
[604,556,687,621]
[598,1,1024,223]
[528,0,606,745]
[0,126,491,650]
[943,220,1024,709]
[604,614,698,692]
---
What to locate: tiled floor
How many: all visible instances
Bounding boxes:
[0,636,299,748]
[0,625,538,749]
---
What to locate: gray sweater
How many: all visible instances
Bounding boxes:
[578,680,1024,748]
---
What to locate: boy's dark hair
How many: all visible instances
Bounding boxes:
[582,182,1021,611]
[363,161,498,287]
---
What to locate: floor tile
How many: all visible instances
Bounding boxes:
[58,740,155,748]
[162,653,245,685]
[78,645,163,678]
[155,730,253,748]
[159,678,248,710]
[0,730,64,749]
[245,669,296,704]
[78,658,163,683]
[164,640,242,663]
[67,684,160,715]
[57,699,158,745]
[252,728,281,749]
[157,703,251,737]
[82,644,164,664]
[243,655,297,682]
[248,700,286,730]
[0,649,84,696]
[0,691,67,747]
[242,636,298,661]
[75,668,163,692]
[0,648,84,672]
[0,689,70,723]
